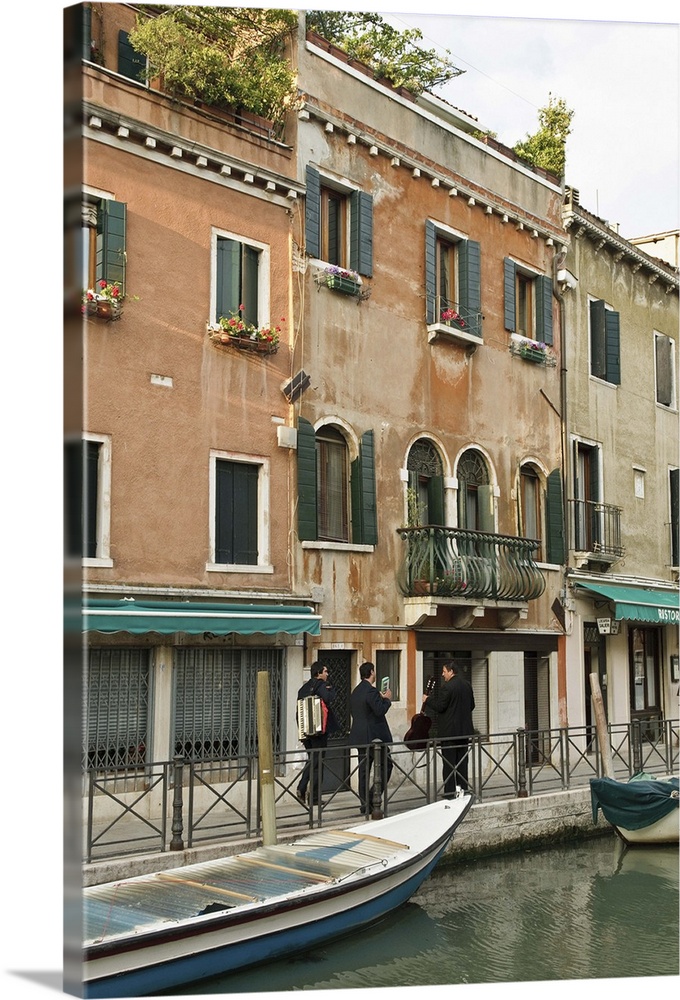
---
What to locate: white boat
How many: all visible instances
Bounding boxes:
[83,797,472,997]
[590,774,679,845]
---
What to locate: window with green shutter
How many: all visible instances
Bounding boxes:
[504,258,553,344]
[305,166,373,276]
[84,198,127,294]
[215,459,259,565]
[545,469,565,565]
[118,29,147,83]
[425,221,481,336]
[655,333,675,407]
[216,237,260,327]
[297,417,377,545]
[670,468,679,568]
[589,299,621,385]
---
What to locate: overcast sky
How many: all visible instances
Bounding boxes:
[309,0,679,240]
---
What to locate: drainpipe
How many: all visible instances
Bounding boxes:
[553,240,570,727]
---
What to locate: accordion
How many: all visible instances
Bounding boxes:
[297,695,326,740]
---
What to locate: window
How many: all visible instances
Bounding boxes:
[85,649,150,771]
[214,233,267,327]
[64,433,112,565]
[634,468,645,499]
[210,452,271,570]
[544,469,565,565]
[589,299,621,384]
[82,195,127,294]
[655,333,676,408]
[504,259,552,343]
[519,464,542,560]
[573,441,600,551]
[297,418,377,546]
[375,650,401,702]
[406,439,445,526]
[670,468,679,567]
[305,166,373,276]
[457,449,494,531]
[118,30,146,83]
[174,648,284,761]
[426,222,481,336]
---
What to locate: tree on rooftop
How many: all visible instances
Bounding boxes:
[512,94,574,177]
[129,6,298,130]
[306,10,464,95]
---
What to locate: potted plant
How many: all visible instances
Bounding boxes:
[318,265,362,296]
[82,280,126,320]
[510,335,556,366]
[441,306,467,331]
[208,305,283,355]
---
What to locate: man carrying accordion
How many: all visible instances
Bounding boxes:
[295,661,338,806]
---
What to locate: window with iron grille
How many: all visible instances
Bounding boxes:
[85,649,150,771]
[173,648,284,761]
[375,650,401,702]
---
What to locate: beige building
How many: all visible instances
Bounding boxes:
[560,187,679,746]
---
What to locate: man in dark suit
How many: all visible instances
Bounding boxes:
[423,660,475,797]
[296,661,338,805]
[349,661,393,814]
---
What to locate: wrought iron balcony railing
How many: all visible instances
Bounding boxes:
[568,498,624,560]
[396,526,546,602]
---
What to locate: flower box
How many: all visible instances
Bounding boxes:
[326,274,361,296]
[85,298,123,321]
[519,346,548,363]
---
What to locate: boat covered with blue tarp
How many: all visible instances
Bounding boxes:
[590,774,679,845]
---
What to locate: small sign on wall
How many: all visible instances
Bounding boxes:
[597,618,620,635]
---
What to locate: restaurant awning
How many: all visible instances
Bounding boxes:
[574,582,679,625]
[83,599,322,636]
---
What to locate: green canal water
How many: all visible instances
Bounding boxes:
[158,835,679,997]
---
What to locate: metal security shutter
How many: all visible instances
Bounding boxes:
[86,649,150,771]
[174,648,283,760]
[469,657,489,737]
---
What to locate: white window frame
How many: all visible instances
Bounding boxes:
[81,431,113,569]
[207,449,273,573]
[210,227,270,327]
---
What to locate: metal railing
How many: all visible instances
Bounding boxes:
[427,295,482,338]
[568,497,624,559]
[396,525,546,601]
[83,718,678,862]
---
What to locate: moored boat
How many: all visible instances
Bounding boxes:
[83,796,472,997]
[590,774,679,846]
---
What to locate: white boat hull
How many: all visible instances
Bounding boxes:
[614,808,679,845]
[83,798,471,997]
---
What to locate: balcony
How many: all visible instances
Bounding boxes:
[396,526,546,625]
[426,296,482,347]
[568,499,624,565]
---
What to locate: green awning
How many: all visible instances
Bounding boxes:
[83,599,322,636]
[575,582,679,625]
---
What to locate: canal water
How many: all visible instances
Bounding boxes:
[157,835,679,996]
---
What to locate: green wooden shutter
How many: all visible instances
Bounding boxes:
[478,485,495,532]
[96,200,127,293]
[305,166,321,259]
[545,469,565,564]
[458,239,482,337]
[360,430,377,544]
[670,468,679,567]
[503,258,516,331]
[427,475,445,526]
[536,275,553,345]
[84,441,100,560]
[242,244,259,327]
[118,30,146,82]
[350,191,373,277]
[216,238,241,320]
[215,461,258,564]
[589,299,607,379]
[82,4,92,60]
[297,417,318,541]
[425,221,437,324]
[605,309,621,385]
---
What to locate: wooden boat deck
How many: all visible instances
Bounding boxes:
[84,829,409,944]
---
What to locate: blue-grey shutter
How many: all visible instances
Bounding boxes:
[545,469,565,565]
[242,244,259,327]
[605,309,621,385]
[216,238,241,320]
[297,417,318,541]
[425,221,437,324]
[478,484,495,532]
[427,475,445,526]
[118,30,146,83]
[350,191,373,277]
[536,275,553,345]
[305,166,321,259]
[216,461,258,564]
[458,239,482,337]
[96,200,126,293]
[504,258,516,331]
[82,4,92,60]
[670,468,679,567]
[589,299,607,379]
[360,430,377,544]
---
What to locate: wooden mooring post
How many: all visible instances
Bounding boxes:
[257,670,277,846]
[589,672,614,778]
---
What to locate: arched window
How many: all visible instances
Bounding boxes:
[457,449,493,531]
[406,439,445,526]
[316,425,349,542]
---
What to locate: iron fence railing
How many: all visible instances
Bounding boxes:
[83,718,679,862]
[568,497,624,559]
[396,525,545,601]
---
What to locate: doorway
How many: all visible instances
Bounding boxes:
[629,627,662,739]
[316,650,353,793]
